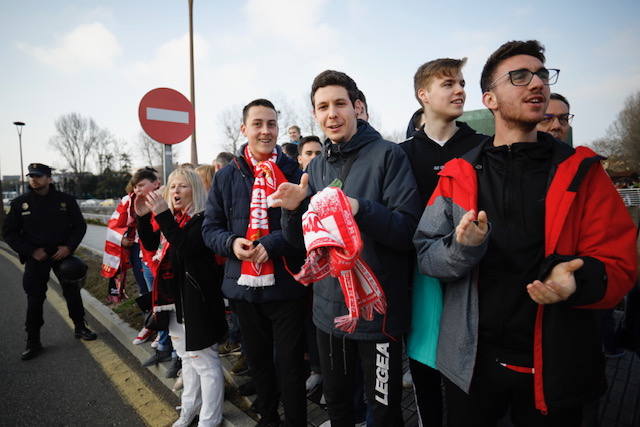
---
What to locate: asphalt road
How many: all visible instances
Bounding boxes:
[82,223,107,254]
[0,247,176,426]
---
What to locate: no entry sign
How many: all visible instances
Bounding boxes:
[138,88,194,144]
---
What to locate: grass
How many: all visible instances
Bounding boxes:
[77,246,145,331]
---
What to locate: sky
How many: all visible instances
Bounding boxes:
[1,0,639,177]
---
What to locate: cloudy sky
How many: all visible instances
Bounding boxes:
[1,0,639,177]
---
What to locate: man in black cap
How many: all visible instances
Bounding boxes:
[3,163,96,361]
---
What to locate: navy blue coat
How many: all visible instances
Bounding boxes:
[202,144,307,303]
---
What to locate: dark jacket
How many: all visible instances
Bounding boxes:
[138,211,227,351]
[414,133,637,412]
[3,185,86,263]
[405,108,424,139]
[400,121,488,207]
[202,144,307,303]
[282,121,422,340]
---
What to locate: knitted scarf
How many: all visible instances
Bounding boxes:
[150,211,191,307]
[295,186,386,333]
[237,146,287,287]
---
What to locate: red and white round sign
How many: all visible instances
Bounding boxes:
[138,88,194,144]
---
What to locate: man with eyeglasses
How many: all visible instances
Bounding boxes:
[413,40,637,426]
[537,93,573,143]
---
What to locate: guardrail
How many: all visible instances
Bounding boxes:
[618,188,640,207]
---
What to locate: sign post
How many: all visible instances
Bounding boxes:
[138,88,195,183]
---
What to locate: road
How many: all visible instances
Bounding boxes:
[0,247,178,426]
[82,223,108,254]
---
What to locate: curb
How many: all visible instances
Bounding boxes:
[1,240,255,427]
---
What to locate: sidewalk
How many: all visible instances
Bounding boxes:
[6,239,638,426]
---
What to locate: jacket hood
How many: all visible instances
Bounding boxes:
[410,121,484,145]
[406,108,424,139]
[324,120,382,162]
[460,131,575,167]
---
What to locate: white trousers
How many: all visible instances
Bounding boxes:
[169,312,224,427]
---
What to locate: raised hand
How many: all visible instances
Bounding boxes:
[133,193,151,217]
[269,174,309,210]
[526,258,584,304]
[455,210,488,246]
[145,189,169,215]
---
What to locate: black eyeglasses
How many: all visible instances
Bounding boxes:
[488,68,560,89]
[540,113,574,126]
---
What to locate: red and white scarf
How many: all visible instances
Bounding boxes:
[237,146,287,287]
[295,186,387,333]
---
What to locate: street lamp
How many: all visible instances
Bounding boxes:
[13,121,25,194]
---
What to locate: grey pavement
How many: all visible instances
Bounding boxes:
[0,247,145,426]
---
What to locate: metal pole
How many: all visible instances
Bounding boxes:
[13,122,25,194]
[188,0,198,164]
[163,144,174,185]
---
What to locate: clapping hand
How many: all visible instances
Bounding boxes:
[455,210,488,246]
[527,258,584,304]
[144,189,169,215]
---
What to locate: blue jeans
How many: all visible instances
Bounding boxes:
[129,243,149,295]
[141,262,172,352]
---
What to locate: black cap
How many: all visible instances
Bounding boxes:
[26,163,53,177]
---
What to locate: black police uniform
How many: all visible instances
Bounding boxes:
[2,163,94,359]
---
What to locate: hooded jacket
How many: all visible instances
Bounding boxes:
[400,121,488,206]
[202,144,307,303]
[413,134,637,412]
[282,120,421,340]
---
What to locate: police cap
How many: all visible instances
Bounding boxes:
[26,163,53,177]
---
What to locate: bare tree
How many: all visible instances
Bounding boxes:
[94,131,121,173]
[138,131,164,167]
[51,113,110,175]
[592,91,640,172]
[218,105,244,154]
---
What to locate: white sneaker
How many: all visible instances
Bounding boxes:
[402,369,413,388]
[172,372,183,392]
[172,408,198,427]
[319,421,330,427]
[305,372,322,393]
[132,327,153,345]
[150,334,160,349]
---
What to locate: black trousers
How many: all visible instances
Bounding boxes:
[233,299,307,426]
[409,358,443,426]
[444,348,582,427]
[23,258,85,336]
[316,328,404,427]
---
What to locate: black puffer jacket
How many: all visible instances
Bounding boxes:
[282,121,421,340]
[138,211,227,351]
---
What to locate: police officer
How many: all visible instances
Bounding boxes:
[2,163,97,361]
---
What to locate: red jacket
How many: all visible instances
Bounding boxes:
[416,138,637,413]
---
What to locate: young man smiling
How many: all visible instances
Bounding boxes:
[273,70,421,426]
[202,99,307,427]
[413,40,637,425]
[400,57,487,426]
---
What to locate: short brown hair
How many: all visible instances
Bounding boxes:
[480,40,546,93]
[414,58,467,105]
[310,70,359,108]
[242,99,277,124]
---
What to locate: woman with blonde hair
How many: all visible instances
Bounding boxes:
[136,167,227,427]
